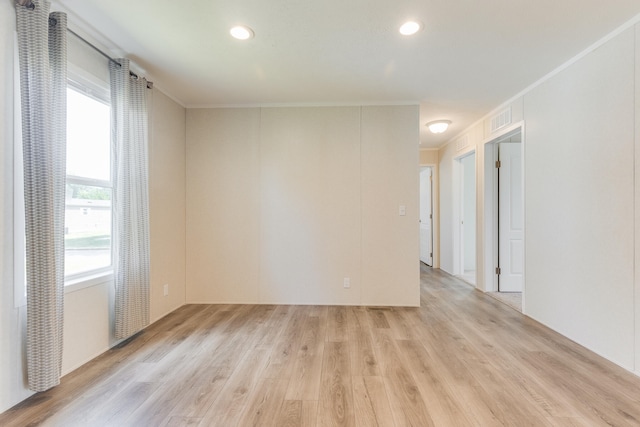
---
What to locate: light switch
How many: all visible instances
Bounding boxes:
[399,205,406,216]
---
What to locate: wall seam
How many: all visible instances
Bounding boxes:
[634,23,638,374]
[359,106,363,305]
[257,107,263,303]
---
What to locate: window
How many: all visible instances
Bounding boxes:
[14,39,113,305]
[65,84,112,279]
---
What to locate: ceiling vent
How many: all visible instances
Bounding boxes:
[455,134,469,151]
[490,107,512,134]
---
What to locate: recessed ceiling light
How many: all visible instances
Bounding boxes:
[399,21,422,36]
[426,120,451,134]
[230,25,254,40]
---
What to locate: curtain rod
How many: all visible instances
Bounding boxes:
[15,0,153,89]
[67,28,154,89]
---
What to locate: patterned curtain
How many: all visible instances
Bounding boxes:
[15,0,67,392]
[110,58,151,339]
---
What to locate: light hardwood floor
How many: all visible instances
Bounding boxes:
[2,266,640,426]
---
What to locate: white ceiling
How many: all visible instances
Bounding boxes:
[55,0,640,148]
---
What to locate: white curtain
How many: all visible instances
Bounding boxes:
[15,0,67,392]
[110,58,151,340]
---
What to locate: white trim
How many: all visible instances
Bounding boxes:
[52,1,178,106]
[65,75,114,281]
[482,139,499,293]
[61,346,109,377]
[419,157,440,268]
[496,13,640,117]
[439,12,640,151]
[145,83,185,108]
[480,122,524,146]
[186,101,421,109]
[51,1,121,60]
[67,63,108,101]
[66,175,111,188]
[65,270,113,294]
[452,150,476,280]
[481,121,526,314]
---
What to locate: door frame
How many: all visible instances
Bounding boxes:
[419,158,439,268]
[482,122,526,303]
[452,150,476,280]
[419,166,434,266]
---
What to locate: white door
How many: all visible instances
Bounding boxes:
[498,143,523,292]
[419,168,433,266]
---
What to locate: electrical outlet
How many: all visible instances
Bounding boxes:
[163,283,169,296]
[343,277,351,288]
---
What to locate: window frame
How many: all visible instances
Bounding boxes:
[64,76,114,284]
[13,39,116,306]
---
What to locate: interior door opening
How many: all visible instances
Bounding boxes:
[454,152,476,285]
[483,125,524,312]
[419,167,433,267]
[497,141,523,292]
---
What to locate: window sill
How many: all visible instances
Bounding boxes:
[65,270,113,294]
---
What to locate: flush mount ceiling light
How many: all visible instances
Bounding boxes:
[426,120,452,134]
[230,25,254,40]
[399,21,422,36]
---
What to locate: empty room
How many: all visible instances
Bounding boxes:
[2,0,640,426]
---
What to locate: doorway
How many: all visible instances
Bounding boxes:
[454,152,476,285]
[483,125,524,311]
[497,142,523,292]
[419,167,433,267]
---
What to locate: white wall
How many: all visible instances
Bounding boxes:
[524,27,635,369]
[260,107,362,305]
[439,124,485,277]
[361,106,420,306]
[186,108,261,303]
[149,89,186,322]
[438,23,640,373]
[186,105,419,306]
[59,14,117,379]
[60,91,187,377]
[438,143,455,274]
[0,6,187,410]
[0,2,32,411]
[635,23,640,376]
[462,153,476,271]
[61,282,112,375]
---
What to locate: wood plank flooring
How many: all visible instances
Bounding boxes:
[2,266,640,426]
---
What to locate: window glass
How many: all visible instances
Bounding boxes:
[66,87,110,181]
[65,86,112,278]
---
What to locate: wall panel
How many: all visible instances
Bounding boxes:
[523,28,635,369]
[186,108,261,303]
[361,106,420,306]
[186,105,420,306]
[259,107,362,304]
[149,89,187,321]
